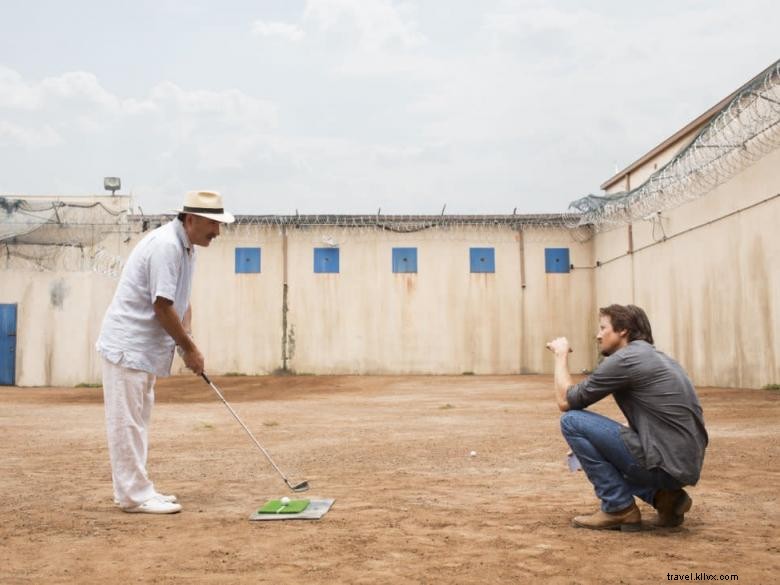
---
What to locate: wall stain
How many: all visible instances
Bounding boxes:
[747,236,776,382]
[50,279,68,309]
[287,323,296,361]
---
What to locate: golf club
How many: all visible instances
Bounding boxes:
[201,372,310,493]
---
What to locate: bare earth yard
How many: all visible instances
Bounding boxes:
[1,375,778,584]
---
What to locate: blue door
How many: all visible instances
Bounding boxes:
[0,304,17,385]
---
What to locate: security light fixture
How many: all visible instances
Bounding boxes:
[104,177,121,195]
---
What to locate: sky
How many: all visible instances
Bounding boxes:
[0,1,777,216]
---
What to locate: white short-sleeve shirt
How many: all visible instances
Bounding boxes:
[96,219,195,376]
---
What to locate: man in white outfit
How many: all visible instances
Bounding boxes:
[96,190,234,514]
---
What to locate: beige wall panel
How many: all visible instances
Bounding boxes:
[275,227,593,375]
[595,146,780,387]
[593,257,635,308]
[283,228,520,374]
[182,225,284,376]
[629,199,779,388]
[518,228,596,374]
[593,224,629,265]
[592,225,635,312]
[0,271,115,386]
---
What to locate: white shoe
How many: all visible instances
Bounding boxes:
[114,493,178,505]
[155,492,178,503]
[122,495,182,514]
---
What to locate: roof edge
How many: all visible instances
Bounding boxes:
[600,59,780,191]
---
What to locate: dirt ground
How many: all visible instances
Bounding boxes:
[1,375,778,584]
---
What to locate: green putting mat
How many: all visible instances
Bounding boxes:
[258,499,311,514]
[249,498,335,521]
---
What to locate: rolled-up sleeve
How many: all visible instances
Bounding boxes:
[566,353,631,410]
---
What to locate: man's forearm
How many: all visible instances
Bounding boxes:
[553,354,572,412]
[154,301,195,352]
[182,306,192,335]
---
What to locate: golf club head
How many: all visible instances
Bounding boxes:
[288,480,310,493]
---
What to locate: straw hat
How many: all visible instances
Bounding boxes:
[176,190,235,223]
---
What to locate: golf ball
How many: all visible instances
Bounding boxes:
[280,497,291,505]
[469,450,477,457]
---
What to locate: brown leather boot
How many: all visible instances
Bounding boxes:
[572,502,642,532]
[653,489,692,527]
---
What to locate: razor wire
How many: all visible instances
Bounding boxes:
[2,243,125,275]
[198,213,593,245]
[566,58,780,229]
[1,202,592,276]
[0,197,132,276]
[227,212,582,230]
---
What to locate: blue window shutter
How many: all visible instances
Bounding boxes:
[235,248,261,273]
[470,248,495,273]
[392,248,418,273]
[545,248,570,273]
[314,248,340,273]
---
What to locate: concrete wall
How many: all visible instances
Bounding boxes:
[180,224,595,376]
[0,195,131,386]
[593,146,780,388]
[2,220,593,385]
[2,159,777,387]
[518,228,596,375]
[0,271,116,386]
[185,227,285,376]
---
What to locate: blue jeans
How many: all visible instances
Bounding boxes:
[560,410,683,513]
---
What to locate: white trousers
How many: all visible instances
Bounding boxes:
[101,357,158,507]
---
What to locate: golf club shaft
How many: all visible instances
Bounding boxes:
[201,372,293,486]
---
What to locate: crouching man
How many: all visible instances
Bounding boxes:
[546,304,708,531]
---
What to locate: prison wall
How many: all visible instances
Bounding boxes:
[0,196,131,386]
[0,270,117,386]
[593,146,780,388]
[3,164,777,387]
[179,224,595,376]
[185,226,285,376]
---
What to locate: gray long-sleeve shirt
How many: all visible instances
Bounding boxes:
[566,340,708,485]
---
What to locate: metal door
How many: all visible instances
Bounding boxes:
[0,304,17,385]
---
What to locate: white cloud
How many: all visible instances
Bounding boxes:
[40,71,121,111]
[252,20,305,42]
[0,120,61,148]
[304,0,426,51]
[372,142,450,165]
[148,82,278,128]
[0,66,283,205]
[0,66,41,109]
[483,4,589,36]
[0,68,123,114]
[1,67,277,126]
[2,2,779,214]
[299,0,435,78]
